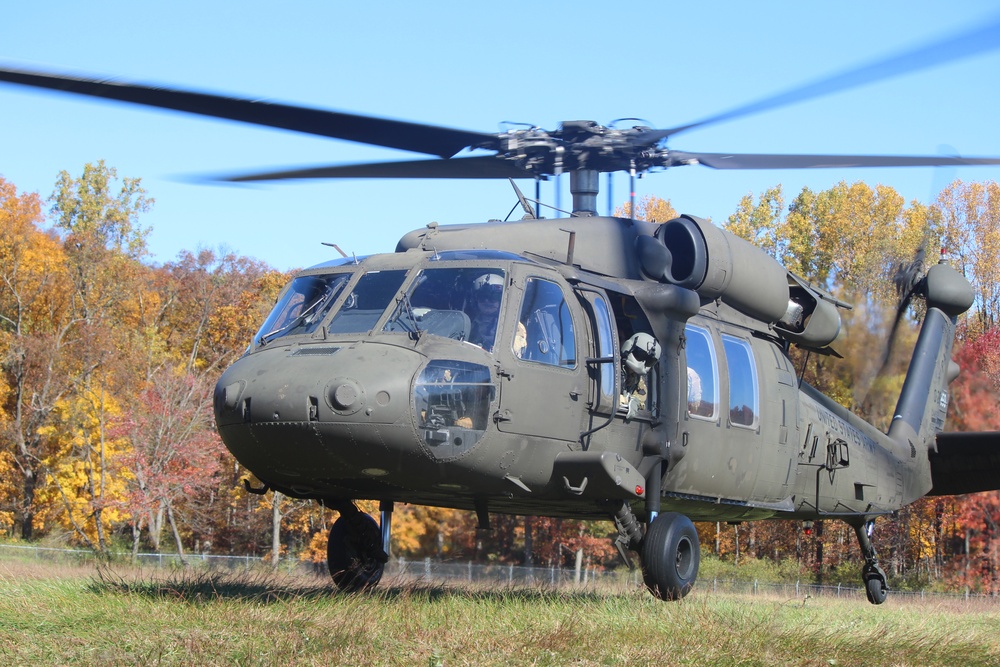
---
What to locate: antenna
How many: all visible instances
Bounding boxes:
[507,178,537,220]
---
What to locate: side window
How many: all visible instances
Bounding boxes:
[722,334,759,428]
[515,278,576,368]
[684,324,719,420]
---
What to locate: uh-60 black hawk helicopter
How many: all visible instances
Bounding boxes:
[5,18,1000,605]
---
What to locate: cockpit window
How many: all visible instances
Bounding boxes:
[383,267,506,351]
[254,273,351,345]
[327,270,408,334]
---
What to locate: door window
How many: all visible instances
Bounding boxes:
[514,278,576,368]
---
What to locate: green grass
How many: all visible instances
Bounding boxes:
[1,559,999,666]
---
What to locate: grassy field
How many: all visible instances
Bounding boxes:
[2,559,999,666]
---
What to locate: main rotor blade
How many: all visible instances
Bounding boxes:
[0,65,497,158]
[216,156,533,182]
[651,13,1000,141]
[669,150,1000,170]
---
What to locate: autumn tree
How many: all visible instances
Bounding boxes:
[727,186,787,262]
[0,177,73,539]
[614,194,678,222]
[110,367,225,558]
[936,180,1000,331]
[29,162,155,551]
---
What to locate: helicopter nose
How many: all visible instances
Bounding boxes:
[215,342,419,427]
[213,341,425,488]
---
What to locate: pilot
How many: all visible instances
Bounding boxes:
[468,273,504,350]
[620,332,660,421]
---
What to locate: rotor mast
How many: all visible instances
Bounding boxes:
[569,168,600,216]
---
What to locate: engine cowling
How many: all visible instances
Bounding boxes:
[773,277,843,350]
[638,215,790,323]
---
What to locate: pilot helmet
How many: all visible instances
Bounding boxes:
[622,332,661,375]
[472,273,504,303]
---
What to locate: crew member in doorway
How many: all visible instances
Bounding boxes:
[621,332,660,421]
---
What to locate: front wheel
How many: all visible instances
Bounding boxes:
[641,512,700,601]
[327,513,385,592]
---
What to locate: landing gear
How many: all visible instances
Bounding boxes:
[327,504,389,592]
[640,512,700,600]
[854,520,888,605]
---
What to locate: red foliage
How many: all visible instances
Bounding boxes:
[945,491,1000,593]
[947,326,1000,431]
[110,366,225,535]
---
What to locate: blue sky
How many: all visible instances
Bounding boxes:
[2,1,1000,271]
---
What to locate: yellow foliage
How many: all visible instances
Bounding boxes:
[0,450,17,532]
[937,180,1000,328]
[0,180,72,335]
[614,195,678,223]
[391,504,466,557]
[207,270,290,362]
[36,387,133,545]
[300,530,328,564]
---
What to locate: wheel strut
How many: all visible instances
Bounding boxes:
[380,500,393,558]
[854,520,888,605]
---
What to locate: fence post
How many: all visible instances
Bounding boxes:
[754,579,758,595]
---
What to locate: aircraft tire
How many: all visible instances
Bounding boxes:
[327,512,385,592]
[641,512,700,600]
[863,565,888,605]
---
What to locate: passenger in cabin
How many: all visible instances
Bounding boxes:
[687,366,703,414]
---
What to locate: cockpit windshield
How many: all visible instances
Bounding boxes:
[252,265,507,349]
[327,270,408,334]
[254,273,351,345]
[383,267,506,351]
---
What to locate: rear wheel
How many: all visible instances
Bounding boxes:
[327,512,385,592]
[863,564,888,605]
[641,512,700,600]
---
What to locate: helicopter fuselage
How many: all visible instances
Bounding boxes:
[213,216,947,526]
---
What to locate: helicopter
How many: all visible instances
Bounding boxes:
[4,18,1000,605]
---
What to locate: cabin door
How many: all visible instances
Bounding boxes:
[494,269,586,442]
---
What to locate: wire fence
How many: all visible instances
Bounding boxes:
[1,543,993,603]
